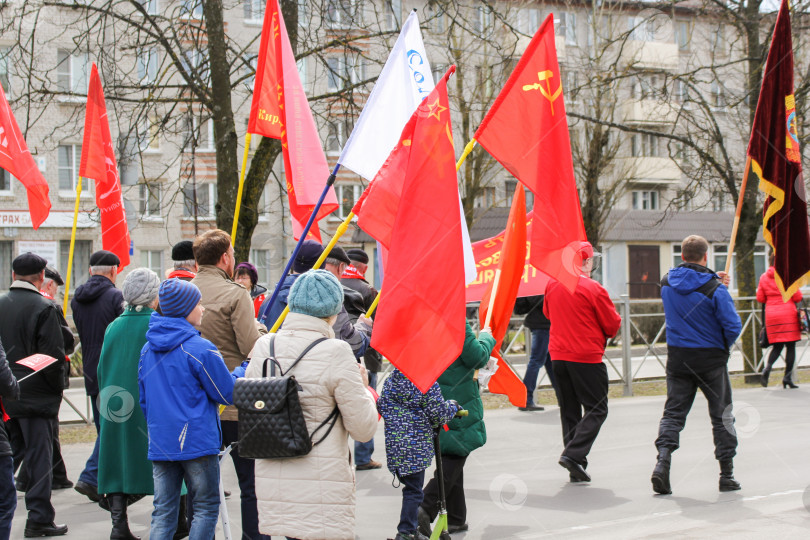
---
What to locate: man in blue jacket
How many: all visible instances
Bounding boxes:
[139,278,236,539]
[652,235,742,495]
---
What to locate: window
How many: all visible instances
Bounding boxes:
[298,1,309,27]
[325,122,345,155]
[558,12,577,46]
[712,25,726,53]
[250,249,271,286]
[475,65,494,100]
[297,58,307,87]
[629,16,656,42]
[59,240,92,291]
[711,80,726,108]
[0,47,10,94]
[562,70,578,101]
[183,117,214,152]
[632,73,659,100]
[712,245,736,288]
[474,187,497,208]
[0,241,11,290]
[181,0,203,19]
[139,183,161,219]
[631,133,661,157]
[427,4,444,34]
[675,188,693,210]
[138,117,161,151]
[58,144,83,193]
[326,56,364,91]
[140,250,163,276]
[432,64,448,85]
[0,168,12,195]
[139,0,158,15]
[386,0,402,30]
[473,5,493,35]
[672,244,682,269]
[257,184,271,221]
[326,0,357,29]
[56,50,89,93]
[519,8,541,35]
[676,20,691,50]
[244,0,264,22]
[754,245,767,283]
[712,190,726,212]
[673,79,689,103]
[632,190,659,210]
[336,183,361,219]
[137,48,159,84]
[182,183,216,218]
[181,48,208,81]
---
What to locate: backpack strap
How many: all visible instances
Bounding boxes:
[283,338,329,376]
[311,406,340,446]
[261,335,280,378]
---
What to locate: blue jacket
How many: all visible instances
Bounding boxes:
[377,369,458,476]
[661,263,742,373]
[258,274,298,326]
[138,313,234,461]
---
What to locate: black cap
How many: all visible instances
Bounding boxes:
[346,248,369,265]
[171,240,195,262]
[328,246,351,265]
[293,240,324,274]
[89,250,121,267]
[44,266,64,286]
[12,253,47,275]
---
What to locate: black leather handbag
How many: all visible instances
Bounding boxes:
[759,304,770,349]
[234,336,339,459]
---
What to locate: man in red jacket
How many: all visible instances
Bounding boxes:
[544,241,621,483]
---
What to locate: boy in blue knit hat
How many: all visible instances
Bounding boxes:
[378,370,459,540]
[138,278,237,539]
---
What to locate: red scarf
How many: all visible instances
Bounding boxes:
[341,265,365,280]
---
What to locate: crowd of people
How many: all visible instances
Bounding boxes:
[0,231,803,540]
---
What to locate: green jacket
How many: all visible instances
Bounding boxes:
[436,323,496,457]
[97,307,155,495]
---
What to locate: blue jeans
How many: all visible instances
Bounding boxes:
[0,455,16,540]
[523,329,557,405]
[151,455,220,540]
[78,394,100,487]
[354,372,377,465]
[397,470,425,535]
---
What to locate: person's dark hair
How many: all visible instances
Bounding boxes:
[193,229,232,266]
[681,235,709,263]
[768,249,775,267]
[235,262,258,286]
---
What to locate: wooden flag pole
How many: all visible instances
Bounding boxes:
[62,177,83,315]
[481,268,501,331]
[725,156,752,275]
[230,133,253,242]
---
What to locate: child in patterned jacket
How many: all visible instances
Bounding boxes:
[378,368,459,540]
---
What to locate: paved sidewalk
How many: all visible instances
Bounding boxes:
[14,385,810,538]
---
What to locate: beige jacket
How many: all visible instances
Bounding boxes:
[192,265,266,421]
[246,312,378,540]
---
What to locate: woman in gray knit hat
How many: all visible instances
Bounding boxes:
[96,268,187,539]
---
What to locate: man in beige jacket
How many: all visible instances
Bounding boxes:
[191,229,268,540]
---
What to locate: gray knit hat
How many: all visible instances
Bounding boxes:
[288,270,344,318]
[122,268,161,308]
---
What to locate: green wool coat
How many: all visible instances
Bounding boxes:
[97,306,155,495]
[436,323,496,457]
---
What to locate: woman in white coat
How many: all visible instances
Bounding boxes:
[246,269,378,540]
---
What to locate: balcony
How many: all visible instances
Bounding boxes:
[623,41,679,70]
[622,99,678,125]
[624,157,681,183]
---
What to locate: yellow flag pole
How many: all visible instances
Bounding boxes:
[725,155,752,276]
[230,133,253,242]
[62,176,83,315]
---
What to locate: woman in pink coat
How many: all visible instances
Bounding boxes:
[757,253,803,388]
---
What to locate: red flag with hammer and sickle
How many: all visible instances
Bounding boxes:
[475,13,585,293]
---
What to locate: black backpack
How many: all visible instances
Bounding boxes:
[233,336,339,459]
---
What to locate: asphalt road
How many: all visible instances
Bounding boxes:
[15,385,810,539]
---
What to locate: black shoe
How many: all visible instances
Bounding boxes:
[719,459,741,492]
[109,493,140,540]
[74,480,101,502]
[52,478,74,490]
[393,533,429,540]
[559,455,590,483]
[760,367,770,387]
[447,522,469,533]
[23,521,68,537]
[417,506,432,537]
[223,490,231,498]
[173,495,190,540]
[782,378,798,389]
[518,404,545,411]
[651,448,672,495]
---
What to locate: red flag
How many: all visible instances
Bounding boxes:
[0,84,51,228]
[248,0,337,240]
[749,0,810,301]
[354,67,465,393]
[478,184,528,407]
[80,63,130,269]
[474,13,585,293]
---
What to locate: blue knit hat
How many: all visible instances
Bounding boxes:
[159,278,202,318]
[288,269,344,318]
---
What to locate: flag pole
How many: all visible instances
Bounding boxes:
[230,133,253,242]
[62,177,83,315]
[481,269,501,331]
[725,155,752,275]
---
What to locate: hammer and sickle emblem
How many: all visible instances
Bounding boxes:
[522,70,563,115]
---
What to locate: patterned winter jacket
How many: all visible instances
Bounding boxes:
[377,369,459,477]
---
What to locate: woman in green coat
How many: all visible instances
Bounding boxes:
[97,268,161,540]
[419,322,496,534]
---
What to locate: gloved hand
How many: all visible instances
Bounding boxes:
[231,360,249,379]
[447,399,461,415]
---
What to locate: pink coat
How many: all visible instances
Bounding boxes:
[757,267,803,343]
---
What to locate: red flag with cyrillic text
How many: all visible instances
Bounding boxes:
[474,13,585,293]
[79,63,130,269]
[353,67,465,393]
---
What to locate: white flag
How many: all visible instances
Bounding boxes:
[339,12,477,283]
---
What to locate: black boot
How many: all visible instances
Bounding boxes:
[782,357,798,388]
[719,460,741,492]
[651,448,672,495]
[760,365,771,387]
[109,494,140,540]
[173,495,190,540]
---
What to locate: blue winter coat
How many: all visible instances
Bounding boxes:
[138,313,234,461]
[661,263,742,373]
[258,274,298,326]
[377,369,458,476]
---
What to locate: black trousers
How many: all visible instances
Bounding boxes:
[421,455,467,527]
[655,365,737,461]
[15,418,69,488]
[553,361,609,464]
[6,417,55,523]
[220,420,270,540]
